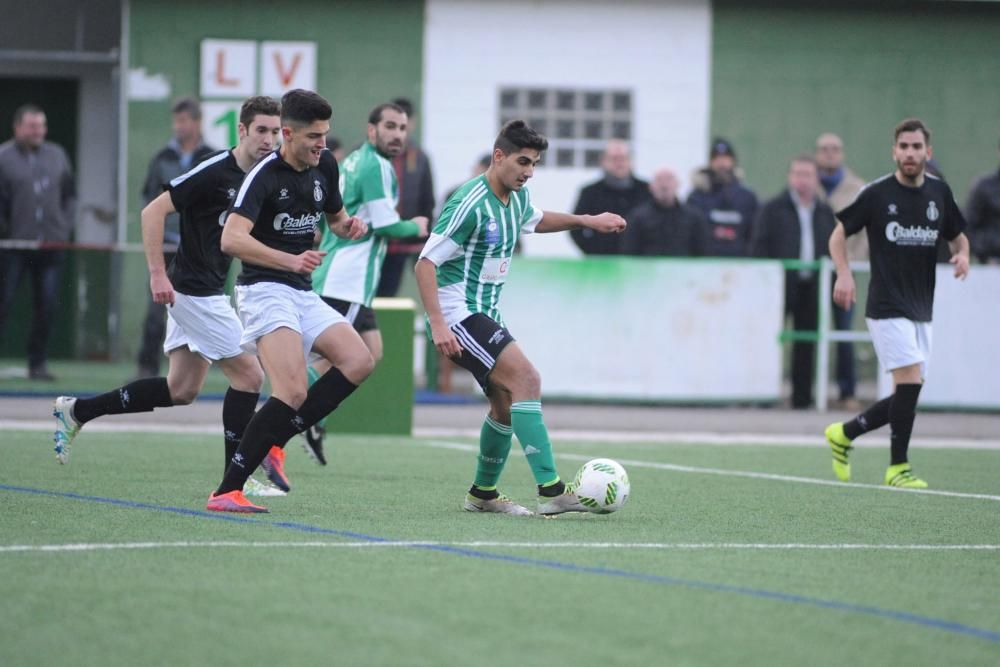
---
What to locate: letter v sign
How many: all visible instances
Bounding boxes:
[273,52,302,87]
[261,42,316,96]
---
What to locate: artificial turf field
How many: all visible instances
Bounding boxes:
[2,427,998,666]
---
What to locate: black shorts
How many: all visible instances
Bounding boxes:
[321,297,378,334]
[449,313,516,390]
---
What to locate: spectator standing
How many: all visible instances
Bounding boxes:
[965,139,1000,264]
[376,97,435,297]
[571,139,649,255]
[0,104,76,380]
[751,155,836,409]
[622,168,706,256]
[688,138,758,257]
[816,132,866,410]
[136,96,215,378]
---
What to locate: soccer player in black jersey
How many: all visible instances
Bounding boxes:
[207,89,370,513]
[825,118,970,488]
[53,97,281,493]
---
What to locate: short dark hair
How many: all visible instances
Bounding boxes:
[494,120,548,155]
[392,97,414,117]
[789,154,817,169]
[172,96,202,120]
[13,104,43,126]
[368,102,406,126]
[239,96,280,129]
[894,118,931,144]
[281,89,332,127]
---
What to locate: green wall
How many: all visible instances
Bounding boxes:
[121,0,425,358]
[711,0,1000,204]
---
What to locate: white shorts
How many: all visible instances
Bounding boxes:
[236,282,347,356]
[866,317,932,378]
[163,292,245,362]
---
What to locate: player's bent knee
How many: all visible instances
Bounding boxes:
[170,386,199,406]
[345,351,376,384]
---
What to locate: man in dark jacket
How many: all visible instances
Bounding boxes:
[0,104,76,380]
[136,97,215,378]
[622,168,706,256]
[571,140,649,255]
[751,155,836,409]
[966,140,1000,264]
[688,138,758,257]
[376,97,435,296]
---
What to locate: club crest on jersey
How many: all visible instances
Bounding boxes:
[484,220,500,244]
[313,180,323,203]
[888,203,898,216]
[926,200,939,222]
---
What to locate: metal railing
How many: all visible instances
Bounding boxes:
[777,257,872,413]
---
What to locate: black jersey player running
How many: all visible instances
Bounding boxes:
[206,89,371,513]
[53,97,280,493]
[825,118,969,488]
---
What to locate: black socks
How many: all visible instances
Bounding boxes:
[889,383,922,465]
[843,396,892,441]
[296,366,359,429]
[72,377,173,424]
[221,388,259,476]
[216,397,300,495]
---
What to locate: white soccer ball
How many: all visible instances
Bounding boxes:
[573,458,630,514]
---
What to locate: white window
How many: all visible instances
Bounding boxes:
[498,87,633,168]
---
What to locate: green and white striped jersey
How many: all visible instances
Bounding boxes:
[419,174,543,326]
[312,142,399,306]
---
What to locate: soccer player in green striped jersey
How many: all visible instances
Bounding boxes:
[415,120,626,516]
[303,103,429,463]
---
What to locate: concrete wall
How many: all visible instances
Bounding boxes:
[423,0,712,257]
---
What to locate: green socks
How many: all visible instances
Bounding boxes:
[511,400,559,487]
[473,415,513,490]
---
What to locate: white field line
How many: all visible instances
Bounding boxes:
[419,440,1000,503]
[417,427,1000,450]
[2,541,999,554]
[6,417,1000,501]
[5,419,1000,450]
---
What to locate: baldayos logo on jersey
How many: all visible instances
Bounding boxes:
[273,211,322,233]
[885,221,938,246]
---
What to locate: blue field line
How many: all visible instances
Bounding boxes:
[3,482,999,644]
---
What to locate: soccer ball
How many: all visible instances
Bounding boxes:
[573,458,630,514]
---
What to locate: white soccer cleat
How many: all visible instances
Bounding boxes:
[52,396,81,464]
[243,476,288,497]
[463,493,533,516]
[537,486,588,516]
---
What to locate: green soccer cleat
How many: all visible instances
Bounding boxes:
[885,463,928,489]
[463,492,533,516]
[52,396,82,464]
[825,422,853,482]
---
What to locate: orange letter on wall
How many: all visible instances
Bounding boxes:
[273,52,303,87]
[216,51,240,86]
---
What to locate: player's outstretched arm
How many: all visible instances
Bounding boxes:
[948,232,970,280]
[326,206,369,240]
[414,258,462,359]
[535,210,627,234]
[140,191,177,305]
[829,222,855,308]
[221,212,326,274]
